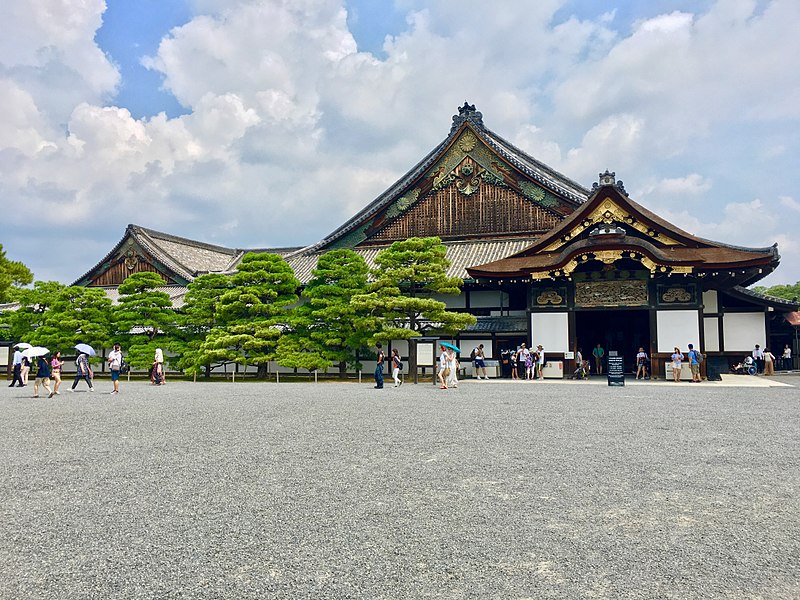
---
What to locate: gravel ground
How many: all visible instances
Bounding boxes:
[1,377,799,599]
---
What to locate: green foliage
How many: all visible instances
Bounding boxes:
[752,281,800,302]
[276,249,371,373]
[0,244,34,303]
[172,273,231,375]
[27,286,113,357]
[2,281,66,343]
[198,253,299,377]
[114,272,177,369]
[351,237,475,378]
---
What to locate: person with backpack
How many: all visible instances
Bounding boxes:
[687,343,703,382]
[107,343,124,395]
[391,348,403,387]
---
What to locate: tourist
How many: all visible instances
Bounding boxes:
[391,348,402,387]
[536,344,545,379]
[20,354,31,385]
[70,352,94,392]
[474,344,487,379]
[593,343,605,375]
[508,349,519,380]
[8,345,24,387]
[518,343,530,380]
[687,343,702,382]
[107,343,123,395]
[782,344,792,370]
[50,351,64,395]
[671,347,684,382]
[33,355,53,398]
[374,342,385,389]
[635,347,648,380]
[525,346,534,380]
[446,347,459,388]
[763,347,776,376]
[752,344,764,374]
[438,345,449,389]
[155,347,166,385]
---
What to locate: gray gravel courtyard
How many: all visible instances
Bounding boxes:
[1,377,799,599]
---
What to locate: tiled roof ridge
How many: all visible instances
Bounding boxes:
[731,285,800,309]
[132,224,238,255]
[477,128,589,203]
[290,103,589,258]
[133,227,196,281]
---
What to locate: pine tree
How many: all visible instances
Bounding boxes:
[114,272,177,369]
[199,253,299,379]
[351,237,476,383]
[0,244,33,303]
[276,249,371,376]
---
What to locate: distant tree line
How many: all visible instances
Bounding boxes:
[1,238,476,379]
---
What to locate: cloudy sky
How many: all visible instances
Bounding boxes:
[2,0,799,286]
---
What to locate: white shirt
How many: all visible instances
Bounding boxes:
[752,347,764,359]
[12,350,22,366]
[439,352,448,369]
[783,347,792,359]
[108,349,123,370]
[537,347,545,365]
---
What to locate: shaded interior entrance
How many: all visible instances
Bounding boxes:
[576,309,650,373]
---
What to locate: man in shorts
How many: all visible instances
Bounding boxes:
[107,343,123,395]
[474,344,487,379]
[687,343,702,383]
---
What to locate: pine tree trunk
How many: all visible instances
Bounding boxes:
[410,339,419,384]
[338,360,347,378]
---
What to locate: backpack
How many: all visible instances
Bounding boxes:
[120,358,130,374]
[397,361,403,371]
[693,350,703,363]
[470,347,477,360]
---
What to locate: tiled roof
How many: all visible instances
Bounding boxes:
[463,316,528,333]
[101,285,188,308]
[286,237,539,284]
[134,226,239,275]
[298,103,588,254]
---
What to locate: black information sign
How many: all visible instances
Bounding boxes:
[607,355,625,387]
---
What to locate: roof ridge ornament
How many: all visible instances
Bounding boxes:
[592,170,627,195]
[451,102,484,133]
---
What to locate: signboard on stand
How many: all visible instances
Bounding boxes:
[607,354,625,387]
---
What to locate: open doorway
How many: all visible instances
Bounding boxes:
[575,309,650,373]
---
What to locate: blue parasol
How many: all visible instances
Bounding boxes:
[439,342,461,353]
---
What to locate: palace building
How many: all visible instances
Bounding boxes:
[76,103,798,377]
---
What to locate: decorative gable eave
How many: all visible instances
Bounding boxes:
[72,224,194,287]
[290,103,589,257]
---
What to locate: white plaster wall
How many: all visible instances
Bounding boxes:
[531,312,569,353]
[703,317,720,352]
[656,310,700,353]
[702,290,718,313]
[722,312,766,352]
[461,339,494,358]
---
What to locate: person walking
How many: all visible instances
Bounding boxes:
[763,347,776,376]
[50,351,64,395]
[391,348,403,387]
[782,344,792,371]
[9,345,24,387]
[687,343,702,382]
[70,352,94,392]
[671,347,684,382]
[438,345,449,389]
[593,343,605,375]
[107,343,123,395]
[374,342,385,389]
[20,355,31,385]
[446,347,459,388]
[474,344,487,379]
[34,355,53,398]
[752,344,765,374]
